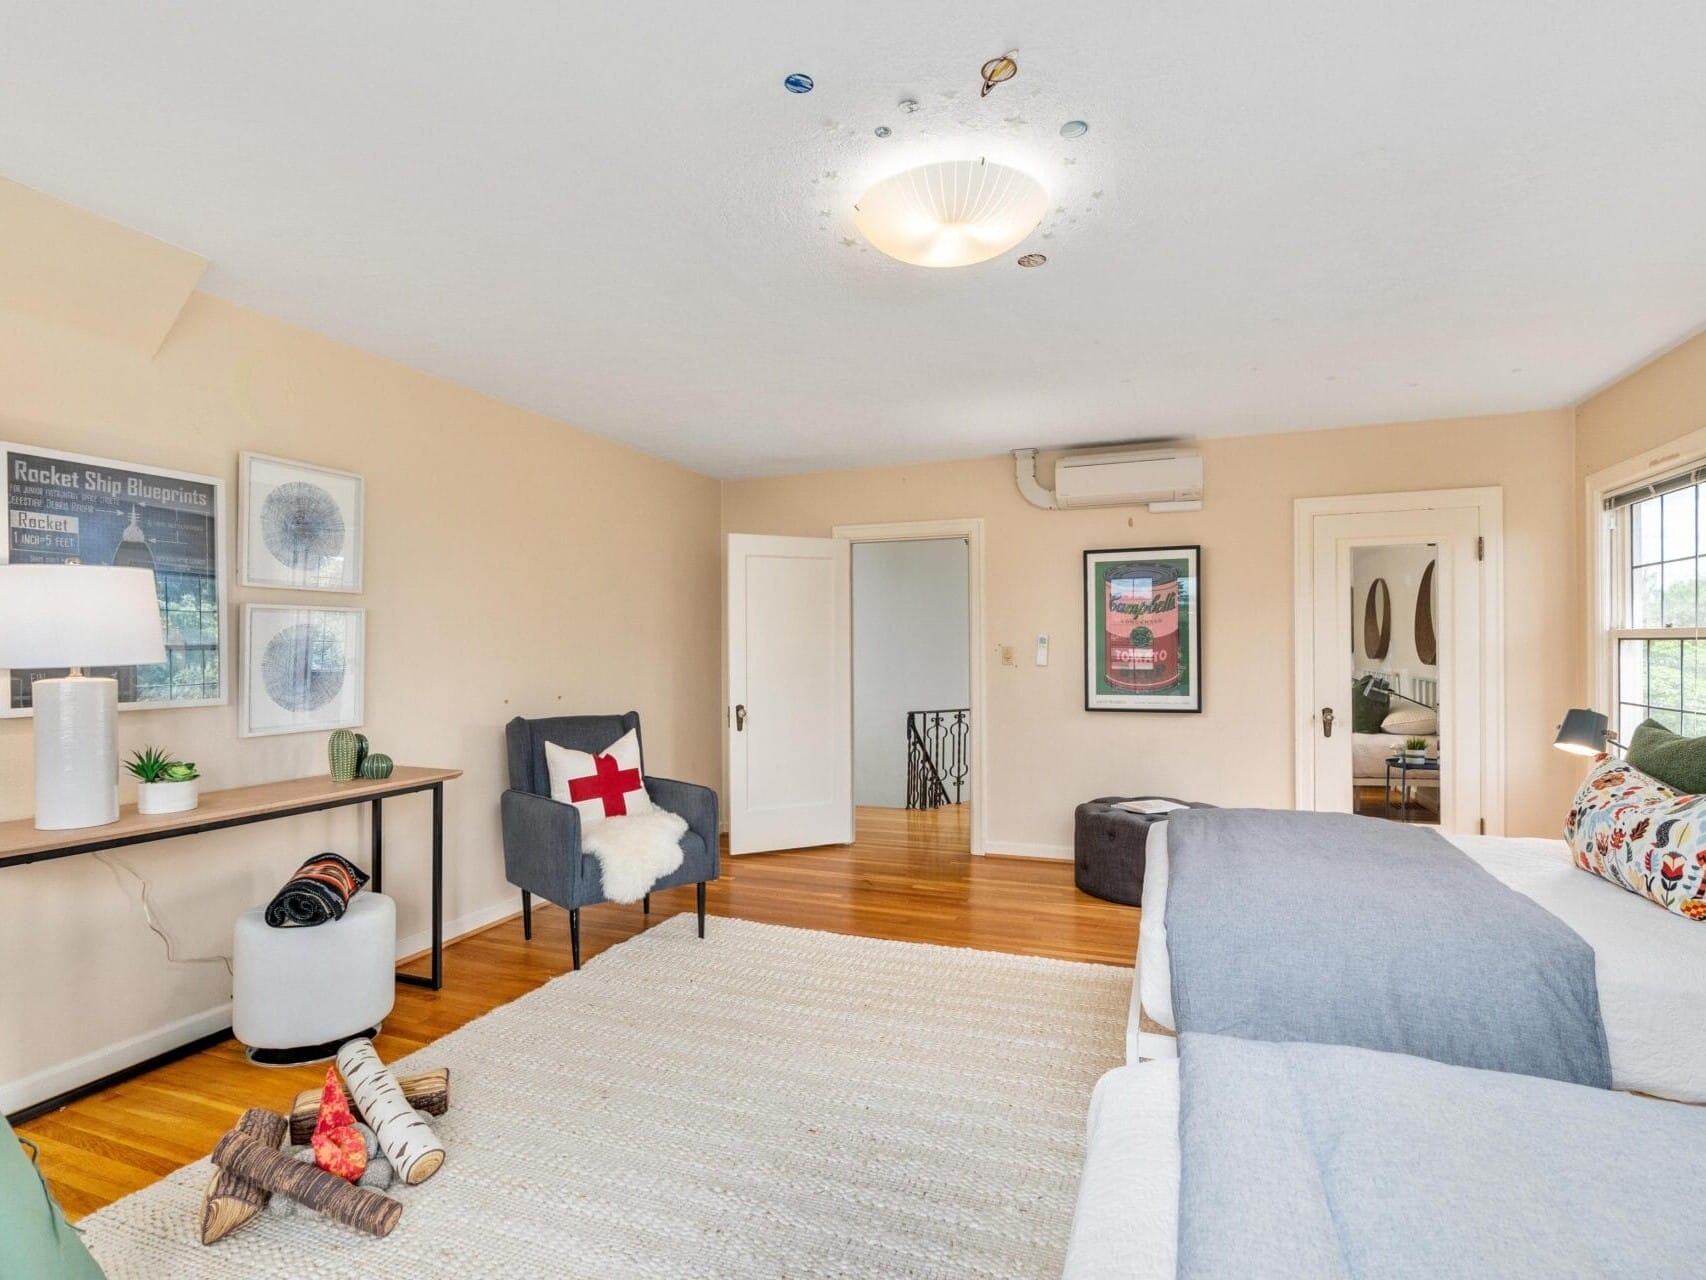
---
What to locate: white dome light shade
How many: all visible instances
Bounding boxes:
[854,160,1048,268]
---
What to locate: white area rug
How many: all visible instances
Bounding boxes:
[79,915,1131,1278]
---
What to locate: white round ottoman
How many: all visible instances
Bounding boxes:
[233,892,396,1065]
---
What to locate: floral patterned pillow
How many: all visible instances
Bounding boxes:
[1564,755,1706,920]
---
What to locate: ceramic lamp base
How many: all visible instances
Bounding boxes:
[33,675,120,830]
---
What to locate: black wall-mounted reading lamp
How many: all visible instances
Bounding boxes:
[1553,708,1624,757]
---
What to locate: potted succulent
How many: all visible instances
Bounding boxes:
[1401,736,1430,763]
[126,747,201,815]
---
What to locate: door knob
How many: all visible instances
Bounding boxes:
[735,703,747,731]
[1321,706,1335,738]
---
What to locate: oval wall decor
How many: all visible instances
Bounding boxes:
[1364,578,1392,660]
[1415,561,1438,665]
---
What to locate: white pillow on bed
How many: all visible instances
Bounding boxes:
[1382,703,1438,735]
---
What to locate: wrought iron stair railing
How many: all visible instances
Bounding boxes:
[905,708,969,809]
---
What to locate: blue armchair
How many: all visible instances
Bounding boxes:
[502,712,719,969]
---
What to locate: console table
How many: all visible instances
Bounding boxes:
[0,766,461,988]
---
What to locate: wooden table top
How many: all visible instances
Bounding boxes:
[0,765,462,862]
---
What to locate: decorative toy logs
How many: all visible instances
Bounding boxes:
[199,1108,289,1244]
[335,1038,446,1185]
[210,1126,402,1239]
[288,1067,450,1145]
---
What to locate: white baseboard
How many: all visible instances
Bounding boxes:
[981,840,1073,861]
[5,892,528,1117]
[396,894,520,962]
[0,1001,233,1116]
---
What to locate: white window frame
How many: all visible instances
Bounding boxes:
[1586,424,1706,729]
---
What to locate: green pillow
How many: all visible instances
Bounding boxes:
[0,1115,104,1278]
[1351,679,1391,734]
[1626,718,1706,794]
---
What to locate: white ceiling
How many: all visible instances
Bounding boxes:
[4,3,1705,478]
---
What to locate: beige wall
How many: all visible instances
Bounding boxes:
[724,410,1582,854]
[1577,328,1706,484]
[0,294,721,1109]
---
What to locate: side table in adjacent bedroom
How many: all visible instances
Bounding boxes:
[1073,797,1215,906]
[1384,756,1441,822]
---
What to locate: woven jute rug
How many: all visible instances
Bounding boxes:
[79,915,1131,1278]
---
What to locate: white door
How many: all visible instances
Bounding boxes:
[726,534,853,854]
[1302,506,1487,832]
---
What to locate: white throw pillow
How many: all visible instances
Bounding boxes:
[546,728,655,827]
[1381,702,1438,735]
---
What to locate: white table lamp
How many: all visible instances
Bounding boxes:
[0,565,167,830]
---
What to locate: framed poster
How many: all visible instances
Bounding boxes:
[2,442,226,716]
[1083,546,1202,712]
[240,604,365,737]
[240,452,364,592]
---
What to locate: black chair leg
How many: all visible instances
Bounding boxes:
[643,893,651,916]
[570,908,581,970]
[696,881,707,939]
[521,890,532,941]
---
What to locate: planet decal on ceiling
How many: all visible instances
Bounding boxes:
[784,73,814,94]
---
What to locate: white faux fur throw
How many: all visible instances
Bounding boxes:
[581,808,687,903]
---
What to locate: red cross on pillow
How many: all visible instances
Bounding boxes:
[545,728,655,826]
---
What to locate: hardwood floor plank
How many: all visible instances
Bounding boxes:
[17,805,1137,1218]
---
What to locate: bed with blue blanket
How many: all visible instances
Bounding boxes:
[1131,809,1706,1102]
[1064,1035,1706,1280]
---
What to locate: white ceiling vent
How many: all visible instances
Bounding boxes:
[1014,447,1203,512]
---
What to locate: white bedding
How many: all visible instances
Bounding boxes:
[1133,824,1706,1101]
[1062,1062,1179,1280]
[1352,731,1438,779]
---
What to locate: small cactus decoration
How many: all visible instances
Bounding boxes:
[359,753,394,780]
[352,733,369,775]
[328,729,363,782]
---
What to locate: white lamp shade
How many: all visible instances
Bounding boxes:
[0,564,167,668]
[853,159,1048,268]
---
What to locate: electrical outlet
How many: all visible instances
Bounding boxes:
[1000,644,1017,667]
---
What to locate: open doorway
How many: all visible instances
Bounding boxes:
[1349,544,1442,823]
[851,538,971,852]
[1294,489,1506,836]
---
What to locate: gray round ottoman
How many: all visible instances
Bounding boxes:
[1073,797,1212,906]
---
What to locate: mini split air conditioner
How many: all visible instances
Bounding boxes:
[1014,447,1204,511]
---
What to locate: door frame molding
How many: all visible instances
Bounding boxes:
[834,518,988,856]
[1291,488,1506,834]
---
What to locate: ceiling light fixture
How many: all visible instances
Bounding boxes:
[853,159,1048,268]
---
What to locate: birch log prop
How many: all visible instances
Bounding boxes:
[210,1129,402,1238]
[336,1038,446,1185]
[199,1108,290,1244]
[288,1067,450,1146]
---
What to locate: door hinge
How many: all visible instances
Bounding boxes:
[1476,536,1484,561]
[1478,818,1486,834]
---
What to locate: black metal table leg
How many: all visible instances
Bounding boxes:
[370,798,384,892]
[397,781,446,990]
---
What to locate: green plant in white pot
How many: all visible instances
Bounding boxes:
[1402,736,1429,763]
[126,747,200,815]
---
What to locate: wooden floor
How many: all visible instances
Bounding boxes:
[18,805,1138,1220]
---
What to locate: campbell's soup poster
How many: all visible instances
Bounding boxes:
[1085,548,1201,712]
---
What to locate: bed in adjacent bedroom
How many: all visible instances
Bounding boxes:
[1129,821,1706,1102]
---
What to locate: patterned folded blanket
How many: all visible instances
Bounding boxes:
[265,853,370,928]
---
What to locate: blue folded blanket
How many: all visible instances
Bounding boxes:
[1166,808,1611,1087]
[1177,1033,1706,1279]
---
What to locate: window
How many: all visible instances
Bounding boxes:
[1607,467,1706,741]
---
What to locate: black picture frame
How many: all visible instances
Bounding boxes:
[1083,545,1203,713]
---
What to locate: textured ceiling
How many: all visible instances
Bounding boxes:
[3,2,1705,477]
